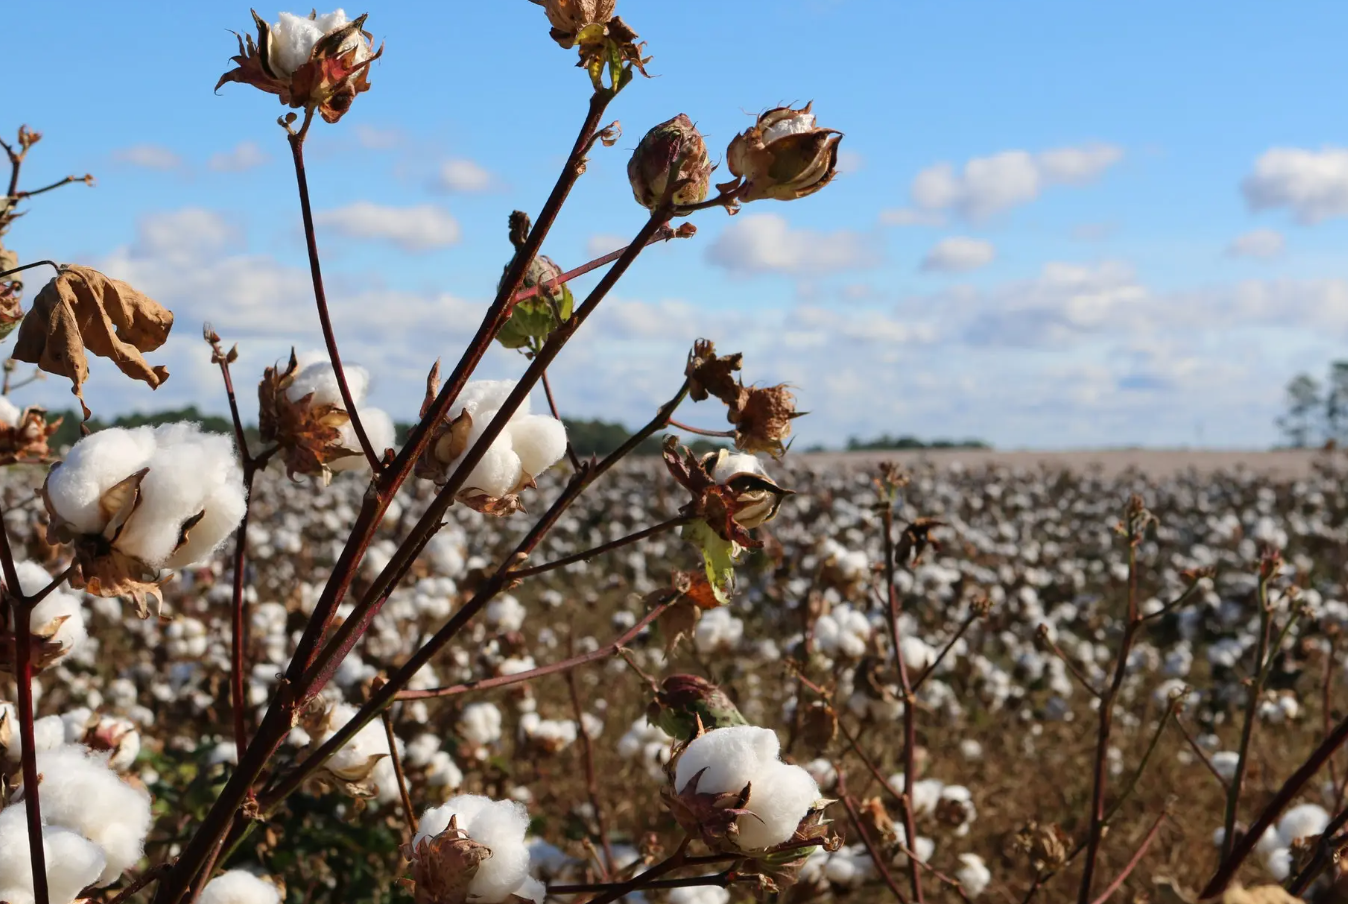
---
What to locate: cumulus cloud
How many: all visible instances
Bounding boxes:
[920,237,995,273]
[111,144,184,171]
[314,202,462,251]
[1226,228,1284,259]
[586,233,627,258]
[435,158,494,192]
[208,141,269,172]
[705,214,880,276]
[1242,147,1348,223]
[132,208,242,260]
[884,143,1123,224]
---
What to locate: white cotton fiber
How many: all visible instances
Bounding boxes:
[507,416,568,479]
[16,561,86,658]
[675,726,819,850]
[45,426,159,534]
[0,807,108,904]
[3,713,66,762]
[1278,802,1330,846]
[814,604,871,659]
[669,887,730,904]
[415,795,534,903]
[711,451,767,483]
[31,744,153,885]
[459,702,503,747]
[486,595,526,633]
[459,411,523,498]
[450,381,525,420]
[199,870,282,904]
[268,10,370,78]
[318,703,389,781]
[286,356,395,472]
[0,396,20,427]
[955,853,991,898]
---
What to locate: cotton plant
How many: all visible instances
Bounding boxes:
[413,377,568,514]
[0,562,86,674]
[0,807,107,904]
[666,725,832,854]
[198,871,283,904]
[405,795,545,904]
[41,423,247,613]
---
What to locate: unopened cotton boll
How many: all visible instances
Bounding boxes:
[674,725,820,850]
[414,795,538,903]
[33,744,153,884]
[198,870,282,904]
[955,854,991,898]
[0,807,108,904]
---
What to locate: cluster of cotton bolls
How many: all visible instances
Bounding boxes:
[411,795,546,902]
[1212,801,1330,881]
[437,379,570,499]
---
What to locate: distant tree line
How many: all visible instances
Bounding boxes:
[1277,361,1348,448]
[844,434,991,451]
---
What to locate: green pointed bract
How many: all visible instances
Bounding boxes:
[681,519,737,605]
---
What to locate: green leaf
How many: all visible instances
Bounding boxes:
[682,520,738,604]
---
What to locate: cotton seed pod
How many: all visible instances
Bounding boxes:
[647,674,748,741]
[496,255,573,351]
[402,814,492,904]
[628,114,712,211]
[528,0,616,48]
[216,10,382,125]
[729,384,800,458]
[725,102,842,203]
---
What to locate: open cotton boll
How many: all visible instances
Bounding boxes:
[486,595,526,632]
[711,451,767,483]
[32,744,153,884]
[415,795,533,903]
[449,380,527,420]
[507,415,568,479]
[44,426,159,533]
[955,854,991,898]
[0,395,19,427]
[668,887,730,904]
[3,713,65,761]
[675,726,819,850]
[286,357,371,408]
[198,871,282,904]
[1278,802,1329,846]
[330,406,396,473]
[108,425,245,568]
[459,412,524,498]
[319,703,389,781]
[16,560,86,656]
[0,807,108,904]
[459,702,503,747]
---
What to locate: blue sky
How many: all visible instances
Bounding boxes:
[7,1,1348,448]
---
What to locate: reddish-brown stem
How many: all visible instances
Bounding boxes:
[567,633,614,876]
[3,135,23,198]
[287,132,381,473]
[582,837,691,904]
[667,419,735,439]
[262,375,689,809]
[1087,810,1167,904]
[540,369,583,472]
[106,864,172,904]
[837,768,909,903]
[15,173,92,200]
[1219,569,1275,862]
[0,260,60,281]
[911,611,979,693]
[10,593,48,904]
[155,92,622,904]
[510,514,693,579]
[1038,629,1103,699]
[396,596,673,700]
[508,228,687,306]
[1174,714,1231,792]
[381,708,417,840]
[1326,635,1339,797]
[881,504,924,904]
[185,835,227,904]
[549,873,731,894]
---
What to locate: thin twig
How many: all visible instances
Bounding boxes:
[1036,627,1104,699]
[105,864,172,904]
[549,873,731,895]
[1173,714,1231,792]
[381,707,417,841]
[567,631,614,877]
[510,515,693,579]
[582,836,691,904]
[0,260,60,281]
[1087,810,1167,904]
[540,369,583,472]
[15,173,93,199]
[667,418,735,439]
[912,611,979,693]
[837,768,909,903]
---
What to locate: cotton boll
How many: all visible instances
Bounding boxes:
[45,426,159,533]
[710,451,767,483]
[507,415,568,479]
[199,870,282,904]
[486,595,527,633]
[319,703,389,782]
[459,702,503,747]
[0,395,19,427]
[0,808,108,904]
[450,381,525,420]
[736,760,821,848]
[668,887,730,904]
[3,713,65,761]
[33,744,153,884]
[955,854,991,898]
[512,876,546,904]
[1265,846,1292,881]
[415,795,533,903]
[286,358,370,408]
[14,560,85,659]
[330,406,396,473]
[1211,751,1239,782]
[1278,802,1329,846]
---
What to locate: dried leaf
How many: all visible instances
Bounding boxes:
[13,265,172,419]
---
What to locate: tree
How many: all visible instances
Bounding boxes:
[1277,374,1322,448]
[1325,360,1348,445]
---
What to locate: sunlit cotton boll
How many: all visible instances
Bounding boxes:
[32,744,153,885]
[0,807,107,904]
[441,380,568,497]
[668,887,730,904]
[459,702,504,747]
[198,870,282,904]
[1278,802,1329,847]
[44,424,247,569]
[674,725,820,850]
[268,9,372,78]
[13,561,85,661]
[955,853,991,898]
[694,607,743,654]
[414,795,542,903]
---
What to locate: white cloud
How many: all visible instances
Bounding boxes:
[314,202,462,251]
[132,208,242,260]
[889,143,1124,223]
[1242,147,1348,223]
[1226,228,1285,260]
[835,149,865,175]
[586,233,627,258]
[705,214,880,276]
[208,141,269,172]
[355,125,403,150]
[111,144,184,171]
[436,158,494,192]
[879,207,945,227]
[920,237,995,273]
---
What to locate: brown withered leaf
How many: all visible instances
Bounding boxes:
[13,265,172,419]
[402,815,492,904]
[659,597,702,654]
[414,360,474,485]
[730,384,800,458]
